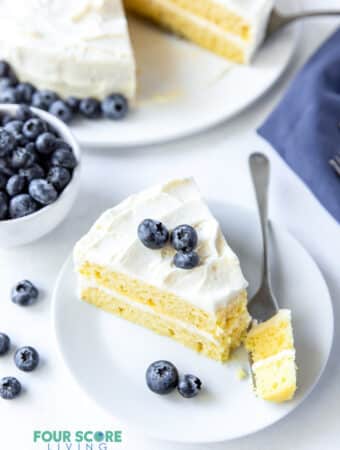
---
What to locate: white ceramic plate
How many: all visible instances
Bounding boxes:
[53,203,333,443]
[71,0,300,148]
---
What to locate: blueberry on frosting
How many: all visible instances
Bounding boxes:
[138,219,169,249]
[170,224,198,252]
[173,251,200,270]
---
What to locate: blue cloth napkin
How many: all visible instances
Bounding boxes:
[258,28,340,224]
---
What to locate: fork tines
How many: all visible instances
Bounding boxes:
[329,154,340,177]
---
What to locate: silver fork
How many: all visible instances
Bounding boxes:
[266,8,340,40]
[329,154,340,177]
[247,153,279,385]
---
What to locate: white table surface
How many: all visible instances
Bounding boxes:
[1,1,340,449]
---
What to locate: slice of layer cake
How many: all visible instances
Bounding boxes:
[124,0,273,63]
[74,178,250,362]
[245,310,297,402]
[0,0,136,100]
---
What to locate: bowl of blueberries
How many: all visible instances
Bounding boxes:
[0,103,81,248]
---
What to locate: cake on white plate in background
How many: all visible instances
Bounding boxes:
[74,178,251,362]
[0,0,273,105]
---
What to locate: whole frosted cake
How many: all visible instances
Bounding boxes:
[74,178,250,362]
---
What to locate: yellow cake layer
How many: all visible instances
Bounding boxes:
[79,262,250,346]
[124,0,251,40]
[81,286,235,362]
[123,0,247,63]
[253,351,297,402]
[245,310,294,362]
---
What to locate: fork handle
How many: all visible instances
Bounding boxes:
[249,153,271,287]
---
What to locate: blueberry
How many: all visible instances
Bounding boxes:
[177,374,202,398]
[11,146,37,170]
[47,166,71,191]
[6,174,26,197]
[29,178,58,205]
[65,96,80,113]
[22,118,45,140]
[11,279,39,306]
[0,87,20,103]
[4,120,27,145]
[54,139,72,152]
[49,100,73,123]
[0,333,10,355]
[31,89,59,111]
[0,171,8,189]
[0,158,13,176]
[15,82,36,104]
[170,225,198,252]
[35,132,57,155]
[0,60,10,78]
[138,219,169,249]
[14,346,39,372]
[0,112,13,126]
[19,164,44,182]
[9,194,38,218]
[16,105,34,122]
[0,377,21,400]
[51,148,77,169]
[79,97,101,119]
[0,77,16,91]
[146,361,178,395]
[173,251,200,270]
[0,128,16,156]
[0,191,9,219]
[101,94,128,120]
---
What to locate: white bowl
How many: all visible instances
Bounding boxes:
[0,104,81,248]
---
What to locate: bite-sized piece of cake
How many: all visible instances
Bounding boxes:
[245,309,297,402]
[0,0,136,100]
[74,178,250,362]
[124,0,273,63]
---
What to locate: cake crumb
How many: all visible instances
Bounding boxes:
[237,368,248,380]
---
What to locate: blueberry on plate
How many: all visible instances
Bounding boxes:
[173,251,200,270]
[146,361,178,395]
[0,191,9,219]
[170,224,198,252]
[35,132,57,155]
[49,100,73,124]
[138,219,169,249]
[0,60,10,78]
[0,377,21,400]
[65,96,80,113]
[101,94,128,120]
[31,89,59,111]
[0,129,16,156]
[0,333,10,355]
[22,118,46,140]
[50,148,77,169]
[14,346,39,372]
[0,87,20,104]
[79,97,101,119]
[177,374,202,398]
[9,193,38,219]
[6,174,26,197]
[11,146,37,170]
[15,83,36,104]
[47,166,71,191]
[19,164,45,182]
[29,179,58,205]
[11,279,39,306]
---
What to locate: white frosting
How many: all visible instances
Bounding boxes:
[74,178,248,314]
[252,349,296,370]
[0,0,136,99]
[78,275,220,344]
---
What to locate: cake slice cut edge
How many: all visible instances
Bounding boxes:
[74,178,250,362]
[245,309,297,402]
